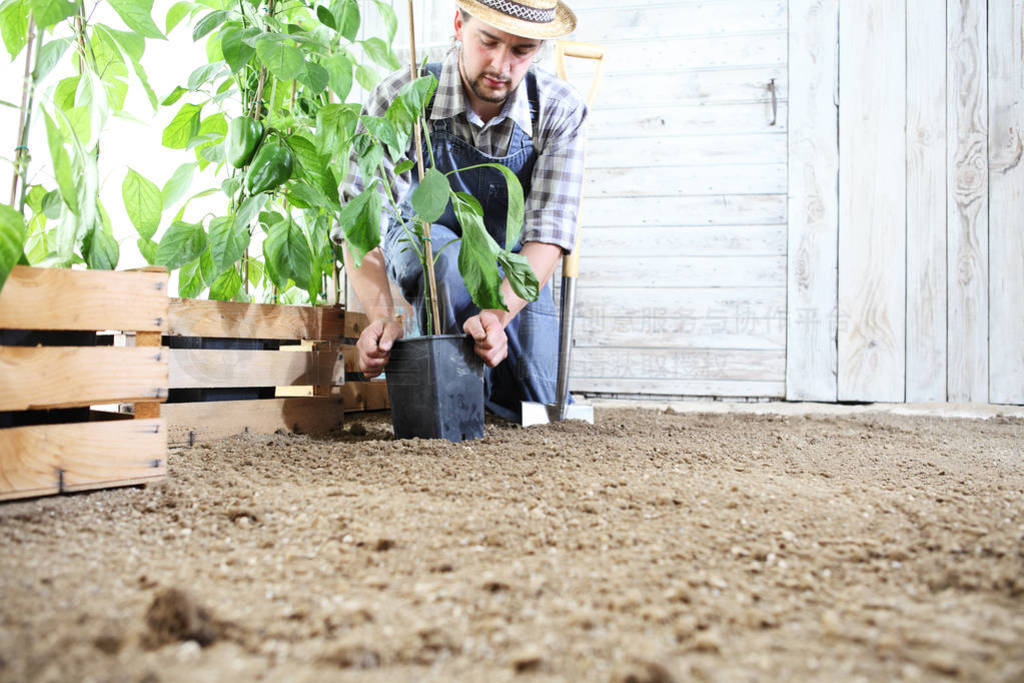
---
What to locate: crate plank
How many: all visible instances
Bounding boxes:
[0,266,168,332]
[0,347,168,411]
[167,349,344,389]
[0,419,166,501]
[341,382,389,412]
[166,299,344,341]
[163,398,344,447]
[344,311,371,340]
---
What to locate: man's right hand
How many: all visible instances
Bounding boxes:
[357,318,404,378]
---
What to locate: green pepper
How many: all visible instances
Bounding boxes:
[225,116,264,168]
[245,138,295,195]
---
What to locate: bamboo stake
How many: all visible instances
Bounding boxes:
[407,0,441,334]
[10,15,39,210]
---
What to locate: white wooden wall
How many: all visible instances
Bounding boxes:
[789,1,1024,405]
[563,0,789,398]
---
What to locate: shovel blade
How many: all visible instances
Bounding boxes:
[521,401,595,427]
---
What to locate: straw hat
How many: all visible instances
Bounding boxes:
[456,0,576,40]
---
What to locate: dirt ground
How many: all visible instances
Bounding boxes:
[1,407,1023,682]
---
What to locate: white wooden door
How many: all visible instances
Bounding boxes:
[562,0,789,398]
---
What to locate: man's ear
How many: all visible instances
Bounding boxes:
[453,9,464,41]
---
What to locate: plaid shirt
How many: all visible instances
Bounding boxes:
[336,50,587,252]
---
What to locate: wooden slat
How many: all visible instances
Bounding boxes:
[163,398,344,447]
[572,2,787,41]
[340,345,360,373]
[572,348,785,383]
[580,195,786,228]
[584,67,786,109]
[905,0,949,402]
[0,419,166,501]
[837,0,907,402]
[588,103,788,142]
[0,266,168,332]
[987,0,1024,404]
[585,164,786,197]
[134,331,164,419]
[564,32,786,74]
[167,349,344,389]
[341,381,389,412]
[580,225,785,258]
[578,256,785,290]
[344,310,371,339]
[587,133,786,169]
[786,0,839,402]
[571,377,785,399]
[946,0,989,401]
[0,347,167,411]
[166,299,344,341]
[574,287,786,350]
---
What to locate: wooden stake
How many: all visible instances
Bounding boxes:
[10,15,38,210]
[407,0,441,333]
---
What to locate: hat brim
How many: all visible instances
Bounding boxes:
[456,0,576,40]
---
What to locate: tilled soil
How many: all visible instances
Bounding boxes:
[1,408,1023,682]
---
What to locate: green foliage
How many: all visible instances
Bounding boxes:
[0,204,26,291]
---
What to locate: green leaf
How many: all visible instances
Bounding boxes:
[371,0,397,43]
[122,168,162,239]
[0,0,28,60]
[316,102,359,153]
[360,115,398,152]
[286,179,327,210]
[394,159,415,175]
[162,102,203,149]
[355,63,378,90]
[232,193,266,234]
[95,24,144,62]
[41,190,62,219]
[457,162,525,249]
[220,25,255,73]
[33,37,72,81]
[360,37,399,71]
[338,184,382,266]
[209,265,241,301]
[42,110,78,215]
[161,163,197,209]
[254,34,304,81]
[301,61,329,94]
[323,52,353,100]
[208,215,250,274]
[165,0,194,34]
[354,136,383,188]
[106,0,163,39]
[107,0,165,39]
[155,220,207,269]
[454,193,504,310]
[177,254,205,298]
[187,61,226,91]
[192,9,227,41]
[333,0,359,41]
[397,74,437,116]
[498,251,539,303]
[315,5,334,29]
[287,134,337,204]
[0,203,26,293]
[54,76,78,110]
[83,224,119,270]
[411,168,449,225]
[28,0,78,30]
[161,86,187,107]
[137,236,157,264]
[385,97,414,158]
[264,218,312,290]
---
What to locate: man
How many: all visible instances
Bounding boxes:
[332,0,585,422]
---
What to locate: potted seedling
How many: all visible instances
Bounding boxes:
[339,70,539,441]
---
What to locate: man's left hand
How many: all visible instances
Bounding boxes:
[463,311,508,367]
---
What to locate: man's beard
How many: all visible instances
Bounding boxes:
[459,55,510,104]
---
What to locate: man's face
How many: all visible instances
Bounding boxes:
[454,12,541,106]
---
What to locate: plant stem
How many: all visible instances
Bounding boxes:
[407,0,440,334]
[10,15,38,210]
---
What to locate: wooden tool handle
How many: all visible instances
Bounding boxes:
[556,41,606,61]
[562,233,581,279]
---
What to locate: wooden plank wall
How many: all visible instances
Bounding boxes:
[792,2,1023,405]
[786,0,838,401]
[563,0,789,398]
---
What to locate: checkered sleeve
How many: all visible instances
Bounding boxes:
[521,76,588,253]
[331,69,416,245]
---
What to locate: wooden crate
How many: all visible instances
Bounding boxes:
[0,266,169,501]
[338,310,390,414]
[162,299,385,446]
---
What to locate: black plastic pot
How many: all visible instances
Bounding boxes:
[385,334,484,441]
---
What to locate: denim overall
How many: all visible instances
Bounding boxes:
[381,64,558,422]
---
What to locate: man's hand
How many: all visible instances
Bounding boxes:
[463,311,508,367]
[357,318,404,378]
